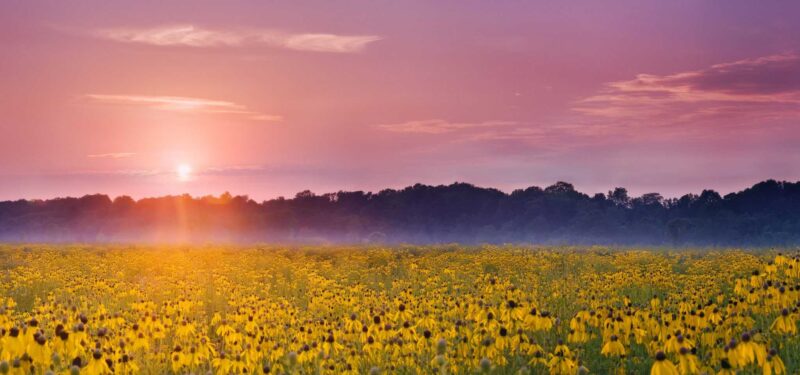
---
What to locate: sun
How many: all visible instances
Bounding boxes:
[176,164,192,181]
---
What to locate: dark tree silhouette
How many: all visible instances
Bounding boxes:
[1,179,799,245]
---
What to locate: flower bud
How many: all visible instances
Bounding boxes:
[480,357,491,372]
[436,338,447,355]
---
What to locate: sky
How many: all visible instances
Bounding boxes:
[1,1,799,201]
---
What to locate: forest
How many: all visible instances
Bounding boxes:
[1,179,799,245]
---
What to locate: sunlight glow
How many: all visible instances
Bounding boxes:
[176,164,193,181]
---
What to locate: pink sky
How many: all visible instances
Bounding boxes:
[1,1,799,200]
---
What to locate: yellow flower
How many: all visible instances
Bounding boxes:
[600,335,626,357]
[1,327,24,361]
[170,345,190,373]
[113,354,140,375]
[547,354,576,375]
[0,245,797,374]
[676,347,699,375]
[84,350,112,375]
[651,351,679,375]
[735,332,763,367]
[770,309,796,335]
[762,348,786,375]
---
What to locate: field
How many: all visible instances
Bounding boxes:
[0,245,798,374]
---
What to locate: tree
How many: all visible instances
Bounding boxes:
[608,188,630,207]
[1,180,800,245]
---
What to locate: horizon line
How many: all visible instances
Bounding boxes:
[2,178,795,203]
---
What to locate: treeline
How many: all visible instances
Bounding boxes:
[1,180,800,245]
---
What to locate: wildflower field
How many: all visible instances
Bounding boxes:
[0,245,798,374]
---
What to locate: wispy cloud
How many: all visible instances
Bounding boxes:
[84,94,282,121]
[87,152,136,159]
[377,119,519,134]
[92,25,382,53]
[280,33,381,53]
[202,165,266,176]
[375,118,601,158]
[63,168,162,177]
[574,53,800,124]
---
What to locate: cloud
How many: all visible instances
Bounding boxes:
[377,119,519,134]
[87,152,136,159]
[202,165,267,176]
[63,168,161,177]
[84,94,282,121]
[668,54,800,95]
[281,34,382,53]
[92,25,381,53]
[375,119,586,155]
[574,53,800,124]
